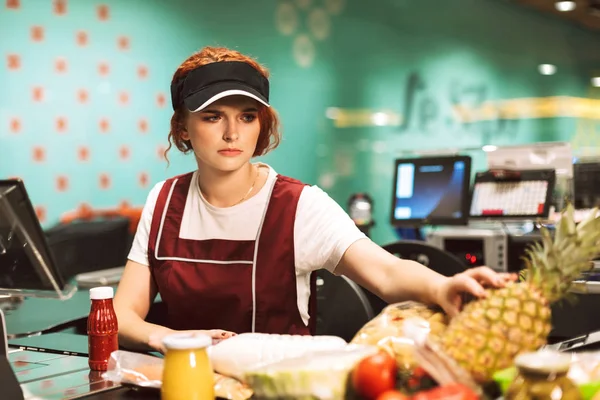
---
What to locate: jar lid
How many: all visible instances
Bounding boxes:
[89,286,114,300]
[162,333,212,350]
[515,350,572,374]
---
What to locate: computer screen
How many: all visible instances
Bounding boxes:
[573,162,600,209]
[390,155,472,226]
[0,179,67,294]
[469,169,556,219]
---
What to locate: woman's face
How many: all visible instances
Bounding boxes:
[183,95,261,172]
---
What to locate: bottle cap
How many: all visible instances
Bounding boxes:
[515,350,571,374]
[89,286,114,300]
[162,333,212,350]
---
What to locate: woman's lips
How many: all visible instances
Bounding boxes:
[218,149,242,157]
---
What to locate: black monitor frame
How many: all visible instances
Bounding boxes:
[389,155,472,227]
[0,179,71,297]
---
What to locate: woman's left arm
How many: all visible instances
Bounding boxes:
[335,238,515,316]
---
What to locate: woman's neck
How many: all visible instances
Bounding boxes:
[197,163,260,208]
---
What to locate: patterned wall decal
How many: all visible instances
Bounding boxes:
[56,175,68,192]
[138,172,149,188]
[99,173,111,190]
[157,145,167,161]
[32,86,44,102]
[156,93,166,108]
[77,146,90,162]
[77,88,89,103]
[97,4,109,21]
[76,31,88,46]
[137,65,148,79]
[117,36,129,51]
[7,53,20,70]
[30,26,44,42]
[119,145,130,160]
[99,118,110,133]
[55,117,67,133]
[275,0,346,68]
[32,147,45,163]
[6,0,20,9]
[98,61,109,76]
[138,118,148,133]
[55,57,67,73]
[9,118,21,133]
[118,91,129,106]
[53,0,66,15]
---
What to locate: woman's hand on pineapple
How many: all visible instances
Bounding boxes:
[434,266,517,317]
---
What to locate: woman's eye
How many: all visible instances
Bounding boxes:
[242,114,257,123]
[203,115,220,122]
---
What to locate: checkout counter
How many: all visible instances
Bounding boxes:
[2,286,165,399]
[2,150,600,398]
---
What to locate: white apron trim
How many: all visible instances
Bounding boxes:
[154,178,252,264]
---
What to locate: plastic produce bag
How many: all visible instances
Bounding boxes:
[244,344,379,400]
[351,301,448,371]
[102,350,253,400]
[207,332,348,381]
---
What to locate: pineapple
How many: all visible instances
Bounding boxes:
[438,204,600,382]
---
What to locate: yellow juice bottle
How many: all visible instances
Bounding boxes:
[161,333,215,400]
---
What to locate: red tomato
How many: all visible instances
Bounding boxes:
[352,351,398,400]
[377,389,410,400]
[412,384,478,400]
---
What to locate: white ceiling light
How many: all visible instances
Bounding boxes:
[538,64,557,75]
[592,77,600,87]
[482,145,498,152]
[555,1,576,12]
[372,112,389,126]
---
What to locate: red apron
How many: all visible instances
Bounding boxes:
[147,172,316,335]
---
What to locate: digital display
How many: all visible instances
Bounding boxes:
[390,156,471,226]
[470,181,548,217]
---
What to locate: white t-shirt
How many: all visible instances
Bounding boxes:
[128,164,367,326]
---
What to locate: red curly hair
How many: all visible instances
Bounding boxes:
[165,46,281,161]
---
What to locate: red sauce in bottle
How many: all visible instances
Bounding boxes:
[87,286,119,371]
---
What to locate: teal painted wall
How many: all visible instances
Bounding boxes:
[1,0,599,244]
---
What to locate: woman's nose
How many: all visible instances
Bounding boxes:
[222,120,239,142]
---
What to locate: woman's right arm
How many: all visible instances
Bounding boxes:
[113,259,174,352]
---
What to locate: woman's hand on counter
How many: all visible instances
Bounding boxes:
[432,267,517,317]
[148,329,237,353]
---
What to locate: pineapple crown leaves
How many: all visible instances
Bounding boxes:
[523,204,600,303]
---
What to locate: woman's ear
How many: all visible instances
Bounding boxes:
[181,126,189,141]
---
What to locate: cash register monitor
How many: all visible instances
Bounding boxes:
[469,169,556,219]
[390,155,472,227]
[0,179,67,294]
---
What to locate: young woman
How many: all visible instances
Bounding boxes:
[114,46,514,353]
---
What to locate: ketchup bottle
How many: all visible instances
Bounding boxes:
[87,286,119,371]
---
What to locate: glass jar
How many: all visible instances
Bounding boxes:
[506,350,581,400]
[161,333,214,400]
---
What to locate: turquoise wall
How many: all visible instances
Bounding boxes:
[1,0,599,245]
